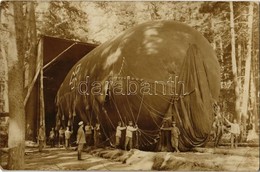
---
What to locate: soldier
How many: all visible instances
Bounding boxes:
[59,126,65,147]
[49,127,55,148]
[124,121,138,150]
[26,124,33,140]
[161,121,180,152]
[159,119,170,151]
[77,121,86,160]
[224,118,240,148]
[84,122,93,147]
[115,121,126,148]
[65,127,73,149]
[214,105,224,148]
[170,121,180,152]
[38,125,45,152]
[93,123,101,147]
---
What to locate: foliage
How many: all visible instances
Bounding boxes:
[38,2,89,42]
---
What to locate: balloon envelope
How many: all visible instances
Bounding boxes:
[56,20,220,151]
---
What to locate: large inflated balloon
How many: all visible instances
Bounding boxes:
[56,20,220,151]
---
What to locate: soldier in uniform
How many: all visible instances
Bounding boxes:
[38,125,45,152]
[124,121,138,150]
[84,122,93,147]
[225,118,240,148]
[49,127,55,148]
[115,121,126,148]
[93,123,101,147]
[77,121,86,160]
[161,121,180,152]
[59,126,65,147]
[214,108,224,148]
[170,121,180,152]
[65,127,73,149]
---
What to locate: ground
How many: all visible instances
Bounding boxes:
[19,145,259,171]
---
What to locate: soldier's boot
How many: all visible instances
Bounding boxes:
[175,147,180,153]
[78,151,81,160]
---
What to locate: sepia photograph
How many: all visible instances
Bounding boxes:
[0,0,259,171]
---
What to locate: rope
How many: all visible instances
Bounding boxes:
[102,107,116,130]
[136,93,144,122]
[117,57,125,76]
[125,93,136,123]
[110,94,124,123]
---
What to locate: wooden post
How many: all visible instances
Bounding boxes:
[39,48,46,144]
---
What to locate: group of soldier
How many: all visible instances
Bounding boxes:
[76,121,101,160]
[47,126,73,149]
[40,103,242,158]
[76,119,181,160]
[115,120,181,152]
[212,105,241,148]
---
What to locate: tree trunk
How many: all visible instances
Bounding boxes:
[250,72,257,131]
[241,2,254,128]
[211,18,216,50]
[7,2,26,169]
[24,2,38,141]
[229,2,240,121]
[0,7,9,116]
[219,37,224,63]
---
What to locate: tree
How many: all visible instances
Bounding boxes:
[229,1,240,121]
[240,2,254,127]
[5,2,26,169]
[0,1,38,169]
[0,2,9,117]
[39,1,89,42]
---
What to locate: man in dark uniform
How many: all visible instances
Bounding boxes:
[84,122,93,147]
[161,121,180,152]
[170,121,180,152]
[49,127,55,147]
[214,109,224,147]
[93,123,101,147]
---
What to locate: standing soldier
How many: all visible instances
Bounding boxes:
[26,124,33,140]
[65,127,73,149]
[170,121,180,152]
[93,123,101,147]
[214,105,224,148]
[159,119,169,151]
[224,118,240,148]
[59,126,65,147]
[38,125,45,152]
[161,121,180,152]
[77,121,86,160]
[84,122,93,147]
[115,121,126,148]
[124,121,138,150]
[49,127,55,148]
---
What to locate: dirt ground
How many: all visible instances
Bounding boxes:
[21,146,259,171]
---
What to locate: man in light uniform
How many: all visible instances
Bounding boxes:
[115,121,126,148]
[77,121,86,160]
[225,118,240,148]
[124,121,138,150]
[65,127,73,149]
[38,125,45,152]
